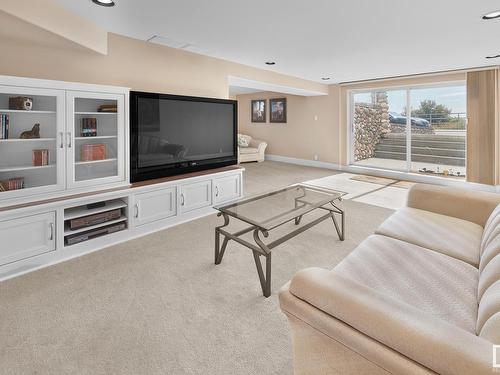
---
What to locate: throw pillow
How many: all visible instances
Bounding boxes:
[238,134,251,147]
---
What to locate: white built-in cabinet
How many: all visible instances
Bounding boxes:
[0,75,244,283]
[133,187,177,227]
[179,180,212,214]
[214,174,241,204]
[0,76,128,206]
[0,211,56,266]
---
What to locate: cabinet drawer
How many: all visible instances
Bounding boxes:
[134,188,176,227]
[0,212,56,266]
[214,174,241,204]
[179,180,212,214]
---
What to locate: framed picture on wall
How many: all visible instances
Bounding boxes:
[270,98,287,123]
[251,99,266,122]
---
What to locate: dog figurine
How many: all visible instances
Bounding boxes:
[20,123,40,139]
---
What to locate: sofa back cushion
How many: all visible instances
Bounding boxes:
[477,204,500,342]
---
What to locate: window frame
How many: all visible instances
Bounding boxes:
[346,80,467,173]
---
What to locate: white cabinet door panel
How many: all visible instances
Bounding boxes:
[0,212,56,266]
[214,174,241,204]
[179,180,212,214]
[134,188,176,227]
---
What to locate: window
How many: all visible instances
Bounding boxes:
[350,83,466,178]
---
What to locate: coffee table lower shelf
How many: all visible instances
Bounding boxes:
[214,202,344,297]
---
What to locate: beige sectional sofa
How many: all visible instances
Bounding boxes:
[280,183,500,375]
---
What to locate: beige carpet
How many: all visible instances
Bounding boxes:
[0,161,394,375]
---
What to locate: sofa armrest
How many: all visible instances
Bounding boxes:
[407,183,500,227]
[282,268,493,375]
[248,139,268,152]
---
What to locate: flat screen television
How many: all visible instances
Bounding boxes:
[130,91,237,182]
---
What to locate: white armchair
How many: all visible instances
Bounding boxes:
[238,134,267,163]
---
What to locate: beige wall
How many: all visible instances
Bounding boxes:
[237,86,341,164]
[0,11,327,99]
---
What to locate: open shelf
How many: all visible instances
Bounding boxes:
[0,109,56,114]
[0,138,56,143]
[75,158,117,166]
[75,112,117,115]
[63,197,128,246]
[0,164,55,173]
[74,136,117,140]
[64,198,127,220]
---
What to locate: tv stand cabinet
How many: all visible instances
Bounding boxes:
[0,75,244,282]
[0,165,243,282]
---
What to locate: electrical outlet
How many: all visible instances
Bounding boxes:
[314,115,318,121]
[313,154,319,161]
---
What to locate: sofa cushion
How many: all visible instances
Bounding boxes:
[239,147,259,155]
[375,207,483,267]
[477,280,500,334]
[334,234,479,333]
[481,204,500,255]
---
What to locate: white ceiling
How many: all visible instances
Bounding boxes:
[56,0,500,83]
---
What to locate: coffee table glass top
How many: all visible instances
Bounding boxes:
[215,184,346,231]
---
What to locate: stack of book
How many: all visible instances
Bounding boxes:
[81,118,97,137]
[0,177,24,192]
[33,149,49,166]
[81,144,106,161]
[0,114,10,139]
[97,104,117,113]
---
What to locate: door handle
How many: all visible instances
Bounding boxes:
[48,222,54,241]
[134,203,139,218]
[180,193,185,206]
[59,132,64,148]
[215,186,219,197]
[67,132,72,148]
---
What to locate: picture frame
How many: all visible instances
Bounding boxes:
[251,99,266,123]
[270,98,287,123]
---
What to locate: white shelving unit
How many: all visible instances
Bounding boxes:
[63,198,128,246]
[0,76,128,205]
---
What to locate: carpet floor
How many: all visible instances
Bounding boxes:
[0,161,394,375]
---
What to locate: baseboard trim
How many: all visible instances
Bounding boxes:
[265,154,342,171]
[265,154,500,193]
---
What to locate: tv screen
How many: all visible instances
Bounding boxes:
[130,92,237,182]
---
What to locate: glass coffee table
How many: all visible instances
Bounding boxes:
[214,184,346,297]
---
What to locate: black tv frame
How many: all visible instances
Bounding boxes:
[130,91,238,182]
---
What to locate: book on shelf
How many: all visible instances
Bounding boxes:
[81,143,106,161]
[0,114,10,139]
[81,118,97,137]
[0,177,24,192]
[33,149,49,166]
[97,104,117,113]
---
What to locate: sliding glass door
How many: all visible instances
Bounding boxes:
[350,82,466,179]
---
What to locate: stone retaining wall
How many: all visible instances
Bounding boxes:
[353,92,390,161]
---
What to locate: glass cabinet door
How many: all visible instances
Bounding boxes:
[66,91,125,189]
[0,86,65,199]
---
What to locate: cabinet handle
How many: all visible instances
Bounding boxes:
[215,186,219,197]
[59,132,64,148]
[180,193,185,206]
[48,223,54,241]
[67,132,72,148]
[134,203,139,218]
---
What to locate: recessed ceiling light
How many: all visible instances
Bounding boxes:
[486,54,500,59]
[265,61,276,65]
[482,10,500,20]
[321,77,331,81]
[91,0,115,7]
